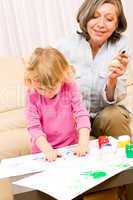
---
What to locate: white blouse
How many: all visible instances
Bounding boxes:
[55,34,131,117]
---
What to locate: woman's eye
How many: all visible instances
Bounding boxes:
[107,18,113,22]
[93,15,99,19]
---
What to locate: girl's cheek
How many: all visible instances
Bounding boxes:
[32,80,40,88]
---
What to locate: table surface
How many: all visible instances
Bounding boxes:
[12,166,133,200]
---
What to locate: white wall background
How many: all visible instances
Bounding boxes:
[0,0,132,57]
[122,0,133,47]
[0,0,82,56]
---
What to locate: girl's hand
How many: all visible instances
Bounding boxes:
[74,144,88,157]
[44,149,62,162]
[108,52,128,80]
[36,135,62,162]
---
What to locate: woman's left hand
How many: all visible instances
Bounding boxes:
[108,52,128,80]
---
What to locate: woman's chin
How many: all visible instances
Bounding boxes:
[93,37,106,47]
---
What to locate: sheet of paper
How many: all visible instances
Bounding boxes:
[0,153,45,178]
[14,156,132,200]
[0,136,120,179]
[0,136,99,179]
[13,137,133,200]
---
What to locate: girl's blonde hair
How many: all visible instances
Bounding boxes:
[25,47,74,89]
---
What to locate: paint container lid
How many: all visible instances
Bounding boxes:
[125,144,133,158]
[118,135,130,148]
[118,135,130,141]
[98,136,110,149]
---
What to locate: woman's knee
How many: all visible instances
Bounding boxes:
[92,105,130,137]
[97,105,130,123]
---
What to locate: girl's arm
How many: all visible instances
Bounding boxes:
[36,135,62,162]
[36,135,53,152]
[70,82,91,156]
[26,91,61,161]
[26,91,46,149]
[74,128,90,156]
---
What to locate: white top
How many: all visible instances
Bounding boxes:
[55,34,131,117]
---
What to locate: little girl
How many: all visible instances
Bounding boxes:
[25,47,91,162]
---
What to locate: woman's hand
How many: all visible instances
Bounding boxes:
[74,144,88,157]
[108,52,128,80]
[44,148,62,162]
[106,52,128,102]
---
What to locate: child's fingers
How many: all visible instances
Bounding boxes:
[74,148,88,157]
[76,151,87,157]
[45,155,56,162]
[57,151,62,157]
[45,151,58,162]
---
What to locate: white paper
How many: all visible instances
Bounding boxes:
[13,137,133,200]
[0,153,45,178]
[14,157,132,200]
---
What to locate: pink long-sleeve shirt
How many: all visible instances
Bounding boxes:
[26,82,90,153]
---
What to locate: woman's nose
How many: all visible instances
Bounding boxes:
[97,17,105,28]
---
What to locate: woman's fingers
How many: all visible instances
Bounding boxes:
[116,53,128,69]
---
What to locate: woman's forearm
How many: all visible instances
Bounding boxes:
[105,78,117,102]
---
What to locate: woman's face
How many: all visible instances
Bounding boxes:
[87,3,118,47]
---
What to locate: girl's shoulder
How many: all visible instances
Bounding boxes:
[60,81,80,104]
[62,81,80,93]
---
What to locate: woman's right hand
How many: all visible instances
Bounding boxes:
[44,148,62,162]
[108,52,128,80]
